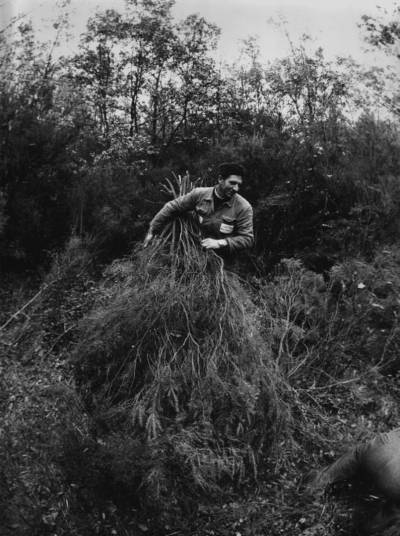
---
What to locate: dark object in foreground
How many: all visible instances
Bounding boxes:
[309,429,400,535]
[309,428,400,501]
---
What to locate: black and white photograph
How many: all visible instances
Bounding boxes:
[1,0,400,534]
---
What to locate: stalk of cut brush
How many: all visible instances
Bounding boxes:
[144,172,224,276]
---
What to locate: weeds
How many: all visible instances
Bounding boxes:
[3,203,400,534]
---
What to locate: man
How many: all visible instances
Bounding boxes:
[143,163,254,256]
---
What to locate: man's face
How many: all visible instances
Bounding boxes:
[217,174,243,199]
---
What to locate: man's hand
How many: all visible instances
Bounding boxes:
[143,231,154,248]
[201,238,224,250]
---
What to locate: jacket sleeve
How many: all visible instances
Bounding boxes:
[308,449,359,494]
[149,189,200,234]
[224,205,254,252]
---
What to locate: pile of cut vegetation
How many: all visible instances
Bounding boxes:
[71,176,284,523]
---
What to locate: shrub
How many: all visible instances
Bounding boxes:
[257,250,400,384]
[0,237,98,536]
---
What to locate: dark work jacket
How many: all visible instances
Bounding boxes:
[311,428,400,501]
[358,429,400,499]
[149,187,254,253]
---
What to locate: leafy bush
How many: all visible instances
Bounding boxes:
[257,249,400,383]
[327,248,400,373]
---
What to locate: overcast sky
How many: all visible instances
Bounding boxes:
[2,0,397,66]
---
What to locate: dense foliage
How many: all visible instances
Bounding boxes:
[1,0,399,269]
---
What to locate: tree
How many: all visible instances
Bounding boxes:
[121,0,177,140]
[0,14,82,266]
[361,4,400,55]
[360,4,400,117]
[161,14,220,147]
[71,10,124,135]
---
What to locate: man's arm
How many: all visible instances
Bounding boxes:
[144,189,200,247]
[307,449,359,495]
[224,205,254,252]
[150,189,200,234]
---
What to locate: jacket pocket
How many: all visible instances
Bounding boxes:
[220,216,235,234]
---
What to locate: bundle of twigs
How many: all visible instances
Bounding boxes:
[73,174,283,515]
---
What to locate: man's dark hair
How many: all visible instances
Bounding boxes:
[218,162,245,180]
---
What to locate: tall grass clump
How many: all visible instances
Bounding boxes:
[72,175,284,521]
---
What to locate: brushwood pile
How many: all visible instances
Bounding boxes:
[72,214,284,519]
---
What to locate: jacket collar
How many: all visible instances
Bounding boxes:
[211,187,235,207]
